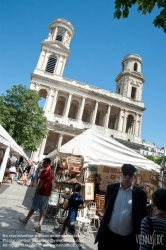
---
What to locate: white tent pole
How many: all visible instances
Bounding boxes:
[0,146,10,183]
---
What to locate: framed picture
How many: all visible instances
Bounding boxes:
[85,182,94,200]
[110,168,117,173]
[103,166,110,173]
[110,174,116,180]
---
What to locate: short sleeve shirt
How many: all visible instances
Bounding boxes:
[68,193,84,222]
[38,166,54,196]
[20,162,25,171]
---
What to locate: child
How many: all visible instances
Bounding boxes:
[20,172,28,185]
[53,183,84,248]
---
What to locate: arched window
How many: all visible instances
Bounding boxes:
[54,96,66,115]
[68,100,79,119]
[108,112,116,130]
[126,115,134,134]
[134,63,138,71]
[82,104,92,123]
[56,28,65,42]
[95,110,104,127]
[45,55,57,73]
[38,89,47,109]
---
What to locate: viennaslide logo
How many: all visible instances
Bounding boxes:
[136,231,164,249]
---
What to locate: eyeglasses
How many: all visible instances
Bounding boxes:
[122,172,134,177]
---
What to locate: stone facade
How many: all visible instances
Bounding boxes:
[30,18,147,160]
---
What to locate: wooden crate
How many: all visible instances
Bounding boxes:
[95,194,105,211]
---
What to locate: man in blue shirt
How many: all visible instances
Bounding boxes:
[53,183,84,247]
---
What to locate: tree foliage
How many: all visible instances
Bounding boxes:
[0,84,47,151]
[114,0,166,33]
[144,154,164,165]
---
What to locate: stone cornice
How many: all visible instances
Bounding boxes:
[42,41,70,54]
[115,71,145,83]
[47,121,84,137]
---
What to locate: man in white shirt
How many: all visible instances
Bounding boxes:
[95,164,147,250]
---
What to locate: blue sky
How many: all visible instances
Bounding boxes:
[0,0,166,148]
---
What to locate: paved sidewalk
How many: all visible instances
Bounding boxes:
[0,179,97,250]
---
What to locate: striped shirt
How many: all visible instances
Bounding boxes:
[139,217,166,250]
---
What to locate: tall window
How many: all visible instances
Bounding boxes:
[82,104,92,123]
[134,63,138,71]
[68,101,79,119]
[126,115,134,134]
[56,28,65,42]
[95,110,104,126]
[54,97,66,115]
[108,112,116,130]
[45,55,57,73]
[131,87,137,99]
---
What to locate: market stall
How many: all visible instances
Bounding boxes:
[0,125,28,186]
[46,128,161,225]
[47,128,161,194]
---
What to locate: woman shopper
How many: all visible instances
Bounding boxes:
[17,157,26,181]
[139,188,166,250]
[27,162,37,187]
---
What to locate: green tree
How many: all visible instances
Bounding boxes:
[144,154,155,162]
[0,84,47,151]
[154,155,164,165]
[114,0,166,33]
[144,154,164,165]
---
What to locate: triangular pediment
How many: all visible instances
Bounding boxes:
[42,41,69,52]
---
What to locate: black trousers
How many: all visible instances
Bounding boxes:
[98,227,139,250]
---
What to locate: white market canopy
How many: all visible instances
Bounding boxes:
[47,128,160,172]
[0,124,28,159]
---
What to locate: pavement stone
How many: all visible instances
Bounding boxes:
[0,180,97,250]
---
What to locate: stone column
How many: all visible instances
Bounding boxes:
[122,109,128,132]
[43,94,48,111]
[36,50,45,69]
[62,30,68,43]
[53,27,58,40]
[104,105,111,128]
[131,120,135,135]
[118,108,123,131]
[50,89,59,113]
[138,115,142,136]
[42,50,49,71]
[114,117,118,130]
[78,96,86,120]
[58,134,63,148]
[64,93,72,117]
[44,88,53,112]
[31,147,40,162]
[35,83,40,91]
[134,113,138,135]
[92,101,98,124]
[38,136,48,160]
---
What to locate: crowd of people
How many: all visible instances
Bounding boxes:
[5,157,166,250]
[5,156,44,186]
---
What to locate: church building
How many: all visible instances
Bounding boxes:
[30,18,146,160]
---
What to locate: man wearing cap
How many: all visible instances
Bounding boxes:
[95,164,147,250]
[18,158,54,233]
